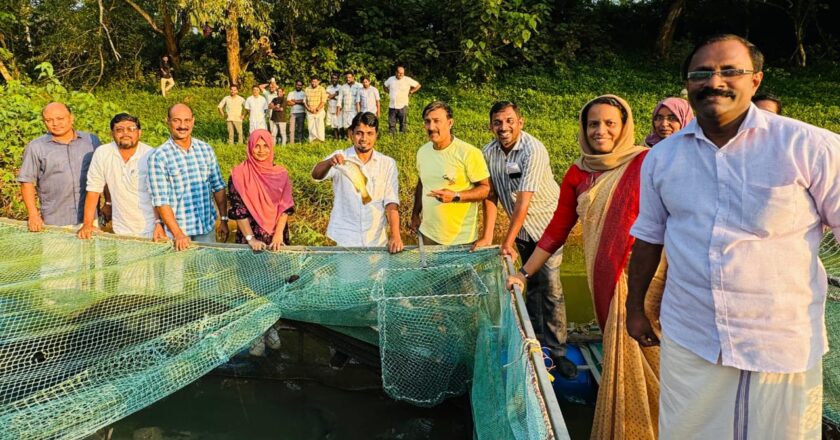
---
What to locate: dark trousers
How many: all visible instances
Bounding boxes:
[516,237,567,357]
[291,113,305,143]
[388,107,408,134]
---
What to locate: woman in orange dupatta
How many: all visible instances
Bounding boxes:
[508,95,665,439]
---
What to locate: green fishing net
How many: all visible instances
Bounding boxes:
[0,219,562,440]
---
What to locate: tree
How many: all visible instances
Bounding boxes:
[198,0,274,84]
[760,0,824,67]
[122,0,191,64]
[656,0,686,59]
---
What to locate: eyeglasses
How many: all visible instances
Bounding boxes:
[653,115,680,123]
[114,126,139,134]
[686,69,755,81]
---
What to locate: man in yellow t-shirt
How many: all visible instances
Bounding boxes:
[410,101,492,246]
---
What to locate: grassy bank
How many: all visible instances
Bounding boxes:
[5,60,840,245]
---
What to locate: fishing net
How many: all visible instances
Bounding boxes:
[0,219,560,440]
[821,232,840,428]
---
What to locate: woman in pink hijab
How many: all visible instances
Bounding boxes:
[228,129,294,251]
[644,97,694,147]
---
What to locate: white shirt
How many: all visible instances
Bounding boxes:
[631,105,840,373]
[86,142,156,237]
[358,86,381,114]
[315,147,400,247]
[326,84,340,113]
[244,96,267,122]
[217,95,245,121]
[383,76,419,109]
[288,90,306,114]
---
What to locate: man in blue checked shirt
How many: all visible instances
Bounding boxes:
[149,103,229,251]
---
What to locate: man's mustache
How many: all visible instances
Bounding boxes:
[696,87,736,100]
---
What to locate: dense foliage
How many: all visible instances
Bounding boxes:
[1,0,839,88]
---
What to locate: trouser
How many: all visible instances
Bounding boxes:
[289,112,305,144]
[270,121,287,145]
[388,107,408,134]
[226,120,243,144]
[307,110,326,142]
[160,77,175,96]
[659,334,822,440]
[516,237,567,357]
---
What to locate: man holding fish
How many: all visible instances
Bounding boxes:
[311,112,404,253]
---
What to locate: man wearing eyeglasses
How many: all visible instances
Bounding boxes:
[626,34,840,438]
[77,114,164,240]
[18,102,101,232]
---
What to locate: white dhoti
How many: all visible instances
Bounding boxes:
[659,334,822,440]
[341,111,357,129]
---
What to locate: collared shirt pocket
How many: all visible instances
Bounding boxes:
[740,183,799,238]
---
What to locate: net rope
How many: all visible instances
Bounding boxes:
[0,219,557,440]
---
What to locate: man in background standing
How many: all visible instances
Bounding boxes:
[357,75,380,117]
[159,55,175,97]
[244,85,268,134]
[383,64,421,135]
[326,73,341,140]
[287,80,306,144]
[217,85,245,144]
[337,71,363,139]
[304,76,328,142]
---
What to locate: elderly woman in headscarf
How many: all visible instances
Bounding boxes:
[228,129,294,251]
[645,97,694,147]
[507,95,664,439]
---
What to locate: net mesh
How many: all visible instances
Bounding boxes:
[821,232,840,427]
[0,219,558,440]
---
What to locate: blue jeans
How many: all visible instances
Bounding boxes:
[190,230,216,243]
[517,237,567,357]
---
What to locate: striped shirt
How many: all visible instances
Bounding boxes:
[338,82,362,112]
[148,137,226,236]
[482,131,559,241]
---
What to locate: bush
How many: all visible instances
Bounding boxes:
[0,63,119,218]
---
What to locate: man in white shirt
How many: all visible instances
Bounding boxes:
[383,64,421,135]
[326,73,341,140]
[77,113,164,240]
[311,112,404,253]
[244,85,268,134]
[287,80,306,144]
[337,71,363,139]
[357,75,380,117]
[217,85,245,144]
[627,34,840,439]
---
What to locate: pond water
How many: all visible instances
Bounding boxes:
[85,243,596,440]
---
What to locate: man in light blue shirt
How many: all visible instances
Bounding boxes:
[148,103,228,251]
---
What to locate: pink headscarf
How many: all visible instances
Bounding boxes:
[231,130,294,233]
[644,97,695,147]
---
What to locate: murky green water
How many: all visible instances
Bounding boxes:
[87,375,471,440]
[85,243,595,440]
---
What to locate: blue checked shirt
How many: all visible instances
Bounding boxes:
[148,137,225,236]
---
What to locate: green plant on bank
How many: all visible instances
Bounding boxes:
[2,61,839,245]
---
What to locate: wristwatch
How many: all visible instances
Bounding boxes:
[245,235,254,242]
[518,267,531,280]
[221,216,229,221]
[453,192,462,202]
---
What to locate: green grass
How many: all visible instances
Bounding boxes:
[76,62,840,244]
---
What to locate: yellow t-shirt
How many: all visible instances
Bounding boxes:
[416,137,490,245]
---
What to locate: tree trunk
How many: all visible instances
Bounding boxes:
[161,8,181,65]
[0,59,14,82]
[225,2,241,85]
[656,0,686,59]
[793,27,807,67]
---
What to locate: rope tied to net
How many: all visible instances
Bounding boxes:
[524,338,542,355]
